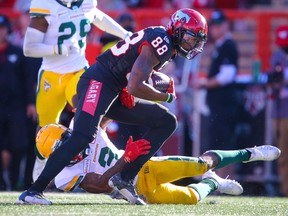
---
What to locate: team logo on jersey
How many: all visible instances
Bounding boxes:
[174,11,191,23]
[143,165,149,174]
[72,5,79,11]
[163,36,170,44]
[44,79,52,92]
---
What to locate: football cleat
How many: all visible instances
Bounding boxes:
[109,189,125,200]
[108,173,146,205]
[202,170,243,195]
[243,145,281,163]
[17,190,52,205]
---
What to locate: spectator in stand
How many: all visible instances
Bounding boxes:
[194,10,239,178]
[0,14,35,190]
[268,25,288,197]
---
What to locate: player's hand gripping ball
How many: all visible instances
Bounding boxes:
[148,71,171,93]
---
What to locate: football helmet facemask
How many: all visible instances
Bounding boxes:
[167,8,208,60]
[36,123,90,166]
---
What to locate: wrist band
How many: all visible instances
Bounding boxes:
[166,93,173,103]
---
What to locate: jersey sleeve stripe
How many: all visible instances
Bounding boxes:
[30,8,51,16]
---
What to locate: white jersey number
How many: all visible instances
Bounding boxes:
[111,30,144,56]
[151,37,168,56]
[111,30,168,56]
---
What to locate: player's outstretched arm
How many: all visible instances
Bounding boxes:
[92,8,131,40]
[80,137,151,193]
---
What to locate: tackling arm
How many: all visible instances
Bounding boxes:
[80,157,127,193]
[79,137,151,193]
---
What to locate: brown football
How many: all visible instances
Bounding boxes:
[148,71,170,93]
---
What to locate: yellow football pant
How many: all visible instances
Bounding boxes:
[36,69,85,127]
[136,156,208,204]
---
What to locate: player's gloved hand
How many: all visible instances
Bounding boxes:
[119,88,135,109]
[123,136,151,163]
[166,78,176,103]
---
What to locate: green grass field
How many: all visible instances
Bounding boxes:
[0,192,287,215]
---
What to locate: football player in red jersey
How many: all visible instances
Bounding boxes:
[18,8,208,205]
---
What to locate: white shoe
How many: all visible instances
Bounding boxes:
[243,145,281,163]
[32,157,47,182]
[17,190,52,205]
[202,170,243,195]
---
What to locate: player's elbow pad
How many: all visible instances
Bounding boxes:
[23,27,56,57]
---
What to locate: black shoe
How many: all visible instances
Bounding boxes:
[108,173,146,205]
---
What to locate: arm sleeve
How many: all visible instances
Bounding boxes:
[23,27,55,57]
[23,27,68,57]
[92,8,130,40]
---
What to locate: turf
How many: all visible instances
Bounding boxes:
[0,192,287,216]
